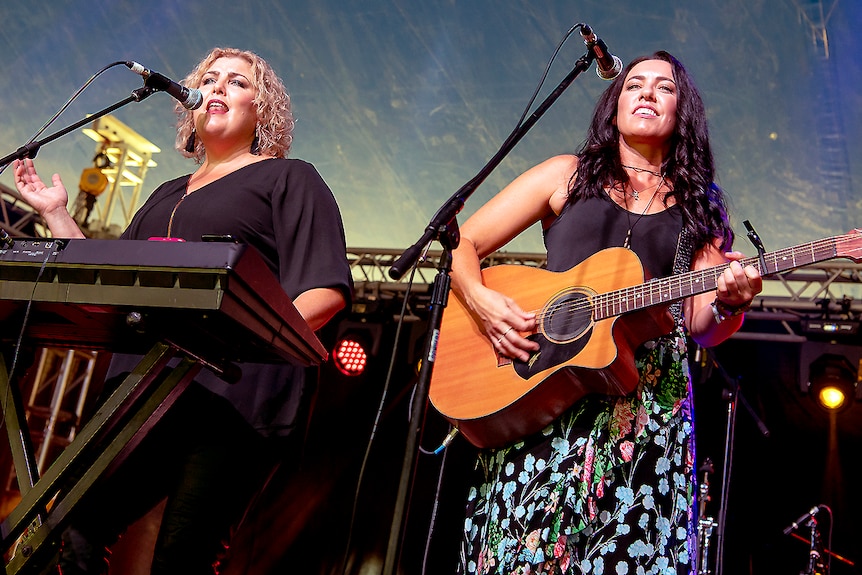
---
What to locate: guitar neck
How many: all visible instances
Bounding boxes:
[593,233,855,320]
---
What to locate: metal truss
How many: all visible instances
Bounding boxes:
[346,248,548,318]
[347,248,862,343]
[1,115,159,242]
[1,183,45,238]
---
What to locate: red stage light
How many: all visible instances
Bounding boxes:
[333,337,368,376]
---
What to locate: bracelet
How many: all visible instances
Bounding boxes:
[710,300,725,324]
[711,298,751,324]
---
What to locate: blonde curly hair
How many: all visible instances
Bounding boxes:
[174,47,294,162]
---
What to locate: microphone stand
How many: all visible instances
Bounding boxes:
[804,517,826,575]
[696,459,718,574]
[0,85,157,169]
[0,83,158,571]
[0,84,158,467]
[785,505,851,574]
[699,348,769,575]
[382,50,597,575]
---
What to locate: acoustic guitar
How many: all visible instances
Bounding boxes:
[429,231,862,448]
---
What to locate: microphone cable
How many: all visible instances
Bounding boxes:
[0,60,128,175]
[0,240,65,436]
[338,258,422,575]
[513,23,591,130]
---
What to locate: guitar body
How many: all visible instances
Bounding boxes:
[430,248,674,448]
[430,230,862,448]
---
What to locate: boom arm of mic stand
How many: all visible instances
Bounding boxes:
[382,52,594,575]
[387,52,594,280]
[0,86,157,169]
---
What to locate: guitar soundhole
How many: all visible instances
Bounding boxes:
[541,288,594,343]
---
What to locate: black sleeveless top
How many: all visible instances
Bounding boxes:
[543,194,684,279]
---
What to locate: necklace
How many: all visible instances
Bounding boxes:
[166,180,193,238]
[621,168,664,201]
[620,164,664,194]
[621,163,663,180]
[622,175,665,249]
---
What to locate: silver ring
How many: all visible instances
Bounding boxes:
[497,327,514,344]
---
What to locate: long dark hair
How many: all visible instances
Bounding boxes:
[570,51,733,252]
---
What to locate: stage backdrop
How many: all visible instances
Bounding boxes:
[1,2,861,575]
[1,1,860,253]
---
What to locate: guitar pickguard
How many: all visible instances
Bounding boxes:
[513,328,593,380]
[512,287,595,380]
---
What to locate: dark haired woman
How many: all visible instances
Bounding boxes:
[451,51,762,574]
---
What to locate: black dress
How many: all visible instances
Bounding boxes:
[118,157,353,437]
[62,158,352,575]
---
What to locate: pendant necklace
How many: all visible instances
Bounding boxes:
[166,180,193,238]
[622,174,665,250]
[621,164,663,200]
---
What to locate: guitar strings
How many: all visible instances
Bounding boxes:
[525,233,856,323]
[531,234,852,320]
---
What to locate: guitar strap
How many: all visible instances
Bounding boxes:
[669,227,695,326]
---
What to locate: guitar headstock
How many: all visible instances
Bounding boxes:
[836,229,862,263]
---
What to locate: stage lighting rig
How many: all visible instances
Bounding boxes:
[331,320,383,377]
[806,353,858,412]
[802,297,859,337]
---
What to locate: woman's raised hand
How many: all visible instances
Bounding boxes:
[13,158,85,238]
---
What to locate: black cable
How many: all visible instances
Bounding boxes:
[0,61,128,174]
[715,381,737,575]
[1,61,128,436]
[339,260,420,575]
[822,504,834,575]
[419,443,449,575]
[1,241,64,432]
[515,23,581,127]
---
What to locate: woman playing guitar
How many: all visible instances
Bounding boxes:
[450,51,762,575]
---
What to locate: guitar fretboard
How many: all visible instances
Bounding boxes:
[591,233,858,320]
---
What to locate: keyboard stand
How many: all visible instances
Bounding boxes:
[1,342,200,574]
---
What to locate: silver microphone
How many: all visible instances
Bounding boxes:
[125,61,203,110]
[782,505,822,535]
[579,24,623,81]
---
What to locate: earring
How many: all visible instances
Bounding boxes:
[184,131,196,154]
[250,128,260,155]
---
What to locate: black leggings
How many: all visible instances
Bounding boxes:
[59,382,280,575]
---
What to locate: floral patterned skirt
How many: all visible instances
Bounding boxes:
[457,331,696,575]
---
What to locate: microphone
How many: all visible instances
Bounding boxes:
[783,505,822,535]
[125,61,203,110]
[579,24,623,81]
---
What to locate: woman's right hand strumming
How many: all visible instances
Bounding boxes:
[460,282,539,363]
